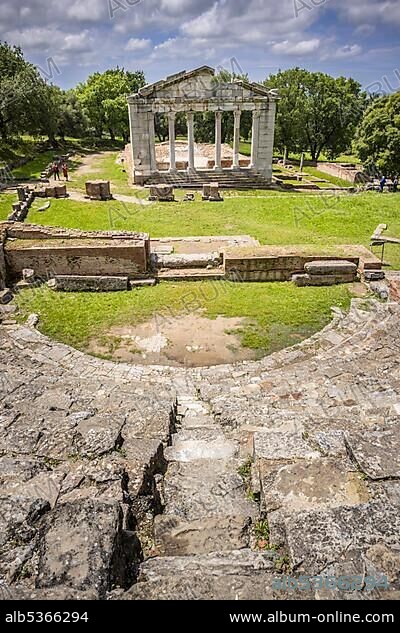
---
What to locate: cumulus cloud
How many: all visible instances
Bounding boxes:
[125,37,151,52]
[0,0,396,86]
[271,38,321,55]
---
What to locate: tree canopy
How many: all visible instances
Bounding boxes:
[265,68,367,160]
[76,68,145,141]
[354,92,400,177]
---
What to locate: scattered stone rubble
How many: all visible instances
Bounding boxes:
[1,294,399,600]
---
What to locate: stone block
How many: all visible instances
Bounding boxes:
[148,184,175,202]
[305,260,357,276]
[22,268,35,283]
[45,185,67,198]
[50,275,129,292]
[364,270,385,281]
[0,288,13,304]
[154,515,251,556]
[202,183,223,202]
[85,180,112,201]
[292,273,356,287]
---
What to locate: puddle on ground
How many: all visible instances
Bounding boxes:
[87,313,257,367]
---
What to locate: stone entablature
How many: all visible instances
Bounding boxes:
[127,66,278,185]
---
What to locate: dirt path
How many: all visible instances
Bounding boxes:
[87,313,257,367]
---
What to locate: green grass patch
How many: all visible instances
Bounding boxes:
[15,281,351,357]
[0,192,16,221]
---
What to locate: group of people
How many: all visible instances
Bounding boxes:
[379,175,398,193]
[52,160,69,181]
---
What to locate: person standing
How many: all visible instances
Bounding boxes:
[379,175,386,193]
[393,176,398,193]
[62,162,69,181]
[53,162,60,181]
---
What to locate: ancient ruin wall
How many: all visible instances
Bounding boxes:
[5,241,148,280]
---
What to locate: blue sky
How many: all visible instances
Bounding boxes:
[1,0,399,93]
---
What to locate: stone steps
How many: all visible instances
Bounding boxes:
[146,169,273,189]
[126,393,273,597]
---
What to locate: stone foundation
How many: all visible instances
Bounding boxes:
[1,223,150,283]
[50,275,129,292]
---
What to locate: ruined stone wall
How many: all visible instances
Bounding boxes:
[5,241,148,280]
[225,252,360,282]
[317,162,364,183]
[1,223,151,281]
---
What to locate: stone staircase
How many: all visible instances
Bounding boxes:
[145,168,274,190]
[125,392,287,600]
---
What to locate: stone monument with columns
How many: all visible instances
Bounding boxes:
[127,66,278,186]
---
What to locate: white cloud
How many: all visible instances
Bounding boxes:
[62,30,93,52]
[331,43,362,58]
[125,37,151,52]
[271,38,321,55]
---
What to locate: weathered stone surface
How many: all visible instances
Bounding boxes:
[50,275,129,292]
[254,430,320,460]
[165,439,236,462]
[269,501,400,576]
[85,180,112,201]
[305,260,357,276]
[345,425,400,479]
[154,515,251,555]
[37,500,138,598]
[148,184,174,202]
[162,460,257,522]
[259,458,370,512]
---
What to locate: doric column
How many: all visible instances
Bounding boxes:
[187,112,195,172]
[233,109,241,169]
[214,111,222,171]
[149,113,157,173]
[250,110,260,169]
[168,112,177,172]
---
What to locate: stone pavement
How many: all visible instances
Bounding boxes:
[0,297,399,600]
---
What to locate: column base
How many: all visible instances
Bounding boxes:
[214,165,223,172]
[169,168,178,174]
[232,165,241,171]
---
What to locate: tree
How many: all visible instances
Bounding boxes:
[265,68,367,160]
[76,68,145,140]
[0,41,51,141]
[354,92,400,177]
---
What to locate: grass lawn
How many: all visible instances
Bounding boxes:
[15,282,351,357]
[0,192,16,221]
[26,191,400,268]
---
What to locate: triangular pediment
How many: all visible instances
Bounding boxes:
[129,67,278,102]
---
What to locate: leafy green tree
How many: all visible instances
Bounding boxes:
[354,92,400,177]
[76,68,145,140]
[0,41,51,141]
[265,68,367,160]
